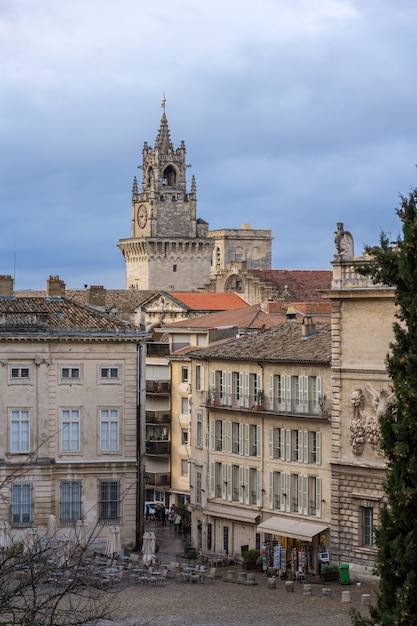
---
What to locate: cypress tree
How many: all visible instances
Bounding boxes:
[351,187,417,625]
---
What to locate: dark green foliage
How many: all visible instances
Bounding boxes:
[351,187,417,626]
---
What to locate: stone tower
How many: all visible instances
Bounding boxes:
[118,103,214,290]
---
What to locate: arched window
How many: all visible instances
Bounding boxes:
[162,165,177,186]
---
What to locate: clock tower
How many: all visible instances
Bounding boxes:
[118,102,214,291]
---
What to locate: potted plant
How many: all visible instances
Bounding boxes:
[255,389,265,411]
[241,548,261,570]
[320,564,339,582]
[318,394,329,417]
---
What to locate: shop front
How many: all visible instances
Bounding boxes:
[257,517,329,578]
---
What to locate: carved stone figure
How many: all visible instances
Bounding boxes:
[334,222,354,260]
[349,385,393,456]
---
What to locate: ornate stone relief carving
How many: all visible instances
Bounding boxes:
[349,384,393,456]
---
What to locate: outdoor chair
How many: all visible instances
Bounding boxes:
[206,567,216,583]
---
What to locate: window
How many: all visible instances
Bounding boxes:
[10,366,30,380]
[181,460,189,477]
[181,397,189,415]
[61,409,80,452]
[223,526,229,553]
[196,411,203,448]
[196,468,202,506]
[215,421,223,451]
[11,483,31,525]
[181,428,189,445]
[181,367,188,383]
[232,422,241,454]
[100,367,119,380]
[249,424,261,457]
[99,481,120,520]
[100,409,119,451]
[269,471,281,510]
[195,365,201,391]
[309,431,322,464]
[173,264,177,272]
[61,367,80,380]
[269,427,282,460]
[362,507,374,547]
[10,410,30,453]
[207,523,212,551]
[60,481,81,522]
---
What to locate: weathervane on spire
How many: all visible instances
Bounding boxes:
[161,93,166,111]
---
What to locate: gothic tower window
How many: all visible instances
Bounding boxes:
[162,165,177,187]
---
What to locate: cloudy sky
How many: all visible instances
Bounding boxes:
[1,0,416,289]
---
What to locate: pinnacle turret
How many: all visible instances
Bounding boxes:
[155,113,173,154]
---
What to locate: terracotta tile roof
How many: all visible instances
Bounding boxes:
[0,297,143,336]
[169,292,249,311]
[15,289,156,325]
[252,270,332,301]
[190,321,331,364]
[161,302,330,332]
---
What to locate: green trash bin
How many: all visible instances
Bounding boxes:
[339,563,350,585]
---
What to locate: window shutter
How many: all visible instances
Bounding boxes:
[303,430,308,463]
[316,477,322,517]
[221,464,227,499]
[210,420,215,451]
[269,427,274,459]
[226,371,232,405]
[286,473,291,512]
[238,423,243,456]
[279,473,286,511]
[316,432,322,465]
[211,370,216,392]
[286,375,292,410]
[244,424,250,456]
[210,462,216,498]
[268,471,274,509]
[297,475,303,514]
[238,372,244,406]
[298,429,303,463]
[244,467,250,505]
[303,475,308,515]
[227,464,233,501]
[280,428,285,460]
[238,466,244,503]
[256,469,261,506]
[244,373,250,407]
[256,424,262,458]
[303,376,309,411]
[220,420,225,452]
[269,374,274,409]
[285,429,291,462]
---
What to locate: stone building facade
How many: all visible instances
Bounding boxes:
[188,319,332,571]
[325,225,395,579]
[0,275,148,549]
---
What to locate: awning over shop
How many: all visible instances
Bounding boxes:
[204,503,260,524]
[257,517,329,542]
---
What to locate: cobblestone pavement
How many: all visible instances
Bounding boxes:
[98,522,377,626]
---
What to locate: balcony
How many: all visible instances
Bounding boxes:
[204,392,329,418]
[146,380,171,394]
[146,440,171,455]
[147,342,170,356]
[146,410,171,425]
[145,471,171,487]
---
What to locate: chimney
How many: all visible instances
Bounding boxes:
[47,275,66,298]
[0,275,14,297]
[302,316,316,337]
[88,285,106,308]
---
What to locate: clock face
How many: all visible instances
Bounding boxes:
[137,205,148,229]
